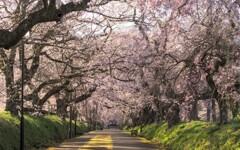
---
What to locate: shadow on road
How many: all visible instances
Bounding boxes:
[47,129,161,150]
[109,129,158,150]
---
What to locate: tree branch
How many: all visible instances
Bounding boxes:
[38,80,70,106]
[0,0,91,49]
[73,87,97,103]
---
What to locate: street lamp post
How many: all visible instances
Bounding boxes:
[74,90,77,136]
[20,43,25,150]
[69,103,72,139]
[74,109,77,136]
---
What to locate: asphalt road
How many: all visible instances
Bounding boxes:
[47,129,159,150]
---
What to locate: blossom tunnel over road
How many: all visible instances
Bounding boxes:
[0,0,240,149]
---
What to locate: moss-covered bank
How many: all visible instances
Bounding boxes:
[0,111,88,150]
[125,116,240,150]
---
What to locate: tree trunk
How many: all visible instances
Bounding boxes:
[140,124,143,133]
[158,103,165,123]
[5,86,20,115]
[190,100,199,121]
[56,99,68,119]
[4,49,19,115]
[218,100,228,124]
[167,103,180,128]
[212,99,217,122]
[207,100,211,122]
[4,68,19,115]
[232,101,239,119]
[93,122,96,130]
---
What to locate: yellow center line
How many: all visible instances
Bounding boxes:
[79,135,113,150]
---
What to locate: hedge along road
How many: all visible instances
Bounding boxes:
[47,129,159,150]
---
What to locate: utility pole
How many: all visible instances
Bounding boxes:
[20,43,25,150]
[74,108,77,136]
[69,104,72,138]
[74,90,77,136]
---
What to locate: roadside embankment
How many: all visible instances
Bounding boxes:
[0,111,88,150]
[125,116,240,150]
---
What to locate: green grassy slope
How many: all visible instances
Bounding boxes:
[125,116,240,150]
[0,111,88,150]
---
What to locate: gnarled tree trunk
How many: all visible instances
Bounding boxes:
[190,100,199,121]
[219,100,228,124]
[167,103,180,128]
[56,98,68,119]
[3,48,19,115]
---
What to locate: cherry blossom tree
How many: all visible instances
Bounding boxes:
[0,0,239,128]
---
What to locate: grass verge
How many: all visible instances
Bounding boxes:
[0,111,88,150]
[125,116,240,150]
